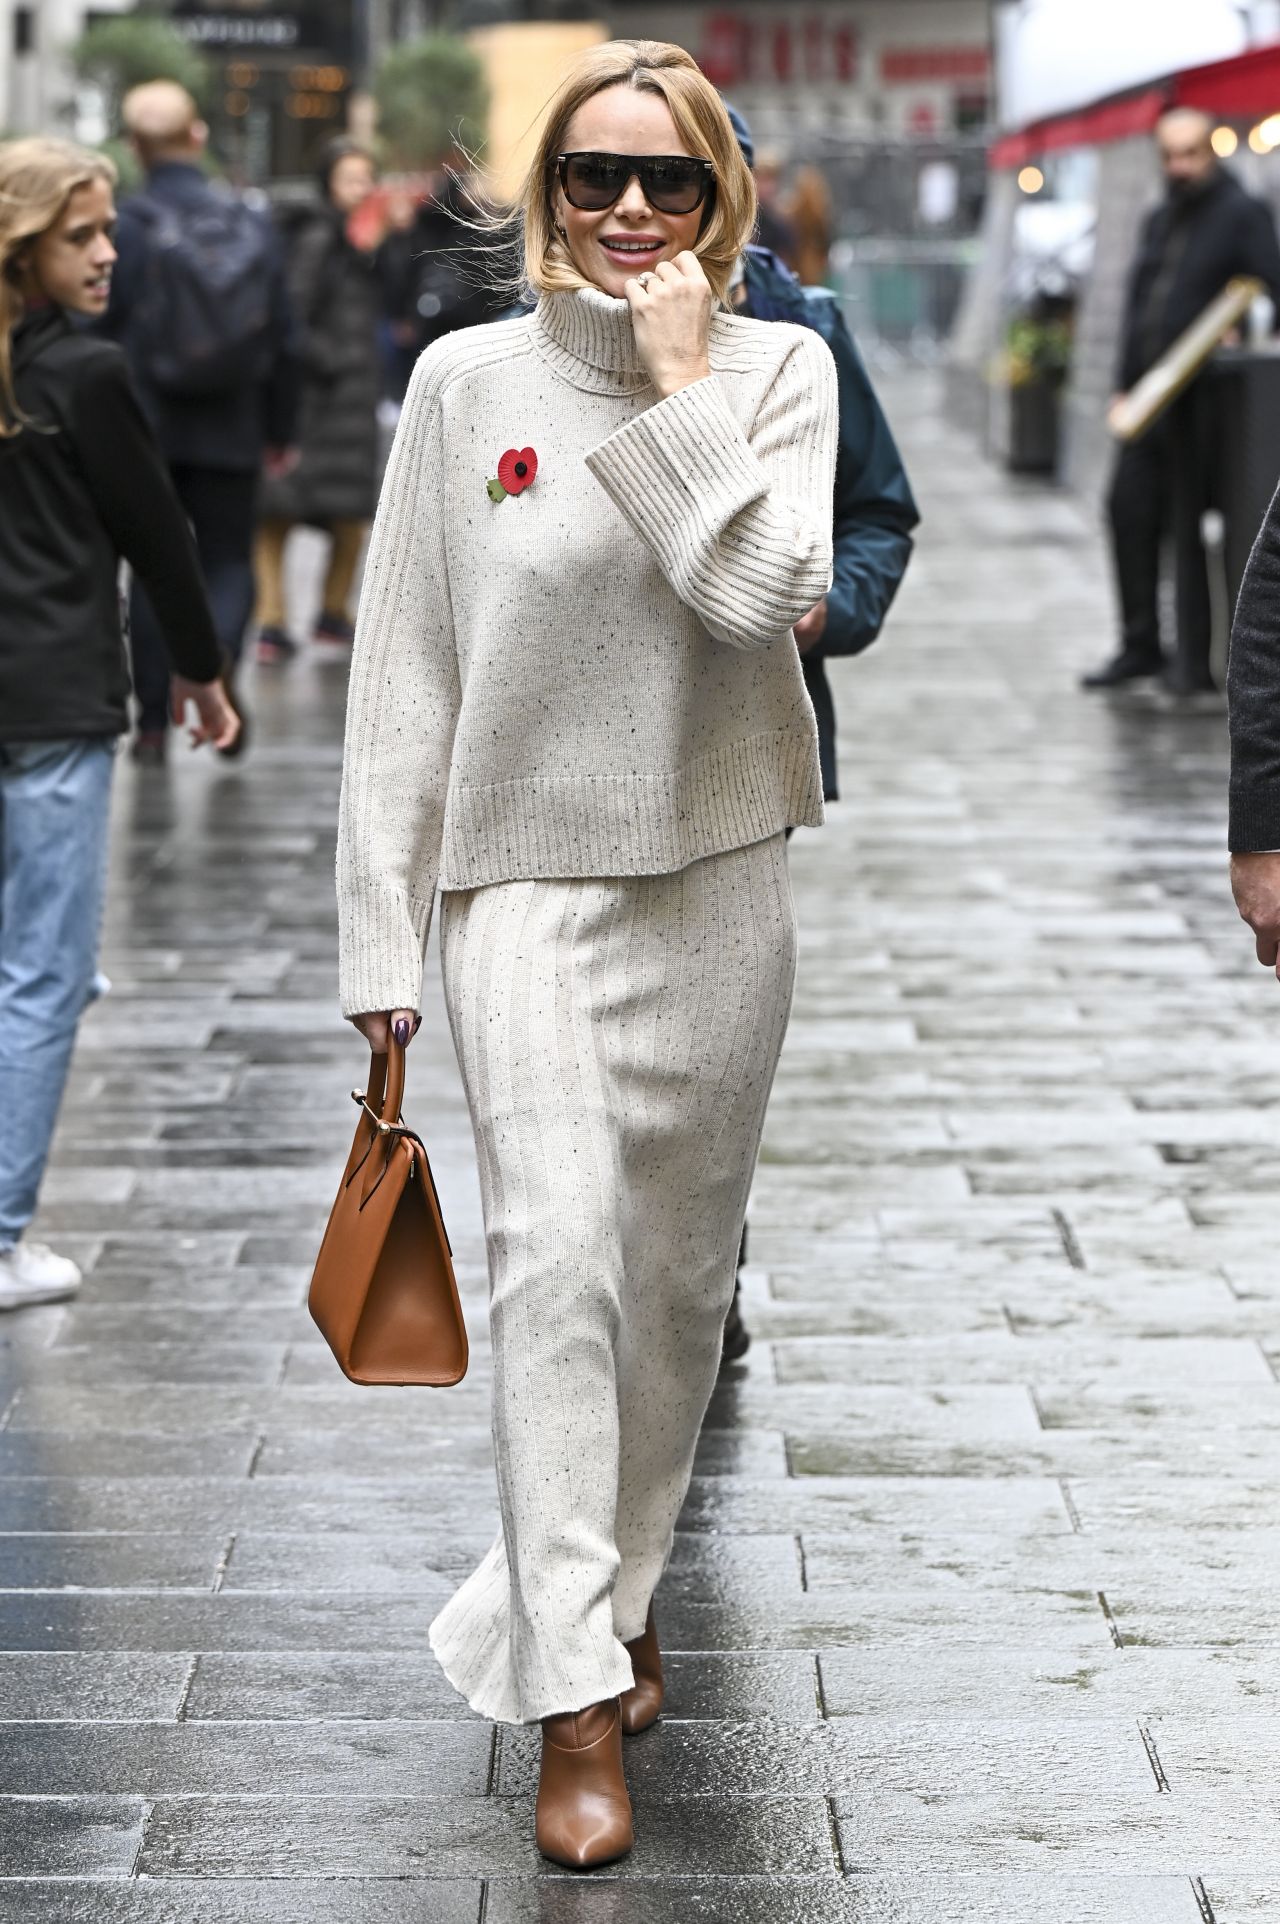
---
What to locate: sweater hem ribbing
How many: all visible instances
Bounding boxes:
[437,728,823,891]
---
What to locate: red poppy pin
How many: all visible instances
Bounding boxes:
[487,446,537,503]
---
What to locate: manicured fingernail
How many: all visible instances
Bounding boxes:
[393,1018,410,1046]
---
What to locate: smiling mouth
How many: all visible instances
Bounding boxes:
[599,237,665,260]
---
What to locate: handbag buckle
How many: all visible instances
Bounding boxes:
[350,1088,427,1157]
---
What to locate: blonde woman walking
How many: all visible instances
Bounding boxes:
[0,139,234,1308]
[337,39,836,1867]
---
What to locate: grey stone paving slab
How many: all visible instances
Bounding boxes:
[0,1886,484,1923]
[772,1334,1275,1386]
[222,1528,799,1598]
[5,1339,298,1386]
[1035,1385,1280,1429]
[0,1532,227,1590]
[0,1431,257,1478]
[137,1793,837,1878]
[786,1419,1280,1478]
[0,1797,143,1874]
[4,1384,495,1434]
[0,1473,498,1535]
[1001,1277,1273,1338]
[0,1592,444,1651]
[0,1721,490,1796]
[676,1472,1073,1536]
[0,1652,190,1720]
[1067,1477,1280,1533]
[182,1649,819,1725]
[648,1590,1116,1651]
[496,1718,1155,1802]
[1205,1883,1280,1923]
[819,1643,1280,1719]
[832,1789,1280,1872]
[48,1305,313,1345]
[483,1878,1204,1924]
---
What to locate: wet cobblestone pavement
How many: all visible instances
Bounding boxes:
[4,378,1279,1920]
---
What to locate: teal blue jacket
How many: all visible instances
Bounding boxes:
[741,246,919,798]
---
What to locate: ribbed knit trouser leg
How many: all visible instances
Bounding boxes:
[429,835,796,1724]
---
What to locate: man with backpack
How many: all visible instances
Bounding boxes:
[103,81,299,761]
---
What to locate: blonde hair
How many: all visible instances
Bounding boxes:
[518,40,756,306]
[0,137,117,438]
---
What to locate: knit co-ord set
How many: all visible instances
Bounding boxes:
[337,283,839,1724]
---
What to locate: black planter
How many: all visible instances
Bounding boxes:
[1007,380,1061,475]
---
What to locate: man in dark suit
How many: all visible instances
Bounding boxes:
[1084,107,1280,694]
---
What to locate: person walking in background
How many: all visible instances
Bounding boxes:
[102,80,298,760]
[337,39,836,1866]
[1083,106,1280,695]
[255,139,382,662]
[716,101,919,1364]
[787,165,833,288]
[0,138,235,1309]
[373,186,420,409]
[377,161,504,368]
[751,144,798,266]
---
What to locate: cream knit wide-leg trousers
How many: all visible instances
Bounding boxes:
[428,833,795,1725]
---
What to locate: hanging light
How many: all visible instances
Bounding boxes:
[1017,164,1045,194]
[1211,125,1238,157]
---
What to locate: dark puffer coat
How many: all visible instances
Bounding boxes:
[260,206,380,524]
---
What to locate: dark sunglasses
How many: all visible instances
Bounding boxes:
[556,151,715,215]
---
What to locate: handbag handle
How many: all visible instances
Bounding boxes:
[353,1031,408,1206]
[365,1031,406,1127]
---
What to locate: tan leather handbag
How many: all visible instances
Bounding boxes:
[309,1034,468,1386]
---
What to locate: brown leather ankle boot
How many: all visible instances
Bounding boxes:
[619,1604,664,1735]
[535,1697,634,1868]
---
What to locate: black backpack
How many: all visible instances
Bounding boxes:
[130,190,275,396]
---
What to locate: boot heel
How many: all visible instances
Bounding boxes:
[620,1604,664,1735]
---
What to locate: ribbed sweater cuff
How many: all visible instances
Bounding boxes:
[338,879,432,1018]
[1228,786,1280,852]
[584,374,766,555]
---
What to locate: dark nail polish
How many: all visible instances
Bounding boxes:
[393,1018,410,1047]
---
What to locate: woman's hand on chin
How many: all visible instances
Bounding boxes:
[625,251,714,401]
[350,1008,420,1052]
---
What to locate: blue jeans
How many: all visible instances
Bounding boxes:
[0,738,115,1250]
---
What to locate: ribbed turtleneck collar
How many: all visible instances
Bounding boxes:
[529,285,651,395]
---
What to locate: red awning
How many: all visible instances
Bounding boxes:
[990,86,1168,169]
[991,38,1280,169]
[1174,40,1280,118]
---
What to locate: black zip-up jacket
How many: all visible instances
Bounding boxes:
[0,309,220,742]
[1117,167,1280,392]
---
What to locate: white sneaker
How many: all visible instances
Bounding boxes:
[0,1242,83,1309]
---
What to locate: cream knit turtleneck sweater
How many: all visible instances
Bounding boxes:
[337,283,839,1018]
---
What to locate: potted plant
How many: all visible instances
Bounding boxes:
[1000,310,1072,475]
